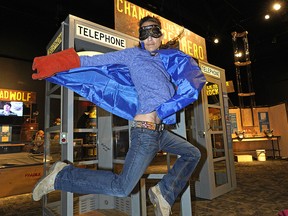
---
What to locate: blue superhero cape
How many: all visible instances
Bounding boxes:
[47,49,206,124]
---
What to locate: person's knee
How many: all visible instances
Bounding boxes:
[112,183,133,197]
[194,147,201,159]
[119,188,132,197]
[187,145,201,160]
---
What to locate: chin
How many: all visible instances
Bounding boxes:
[146,47,157,52]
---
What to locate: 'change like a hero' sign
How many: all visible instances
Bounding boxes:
[114,0,207,62]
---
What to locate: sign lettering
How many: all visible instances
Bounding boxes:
[25,172,41,177]
[200,65,221,78]
[76,24,126,49]
[47,32,62,55]
[0,89,36,103]
[206,84,219,96]
[114,0,207,61]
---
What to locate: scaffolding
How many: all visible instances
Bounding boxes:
[231,31,256,126]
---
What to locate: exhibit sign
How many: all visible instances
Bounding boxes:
[258,112,270,132]
[114,0,207,62]
[0,88,36,103]
[0,125,12,142]
[200,64,221,78]
[47,32,62,55]
[76,24,127,49]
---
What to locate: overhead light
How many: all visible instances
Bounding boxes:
[234,52,243,58]
[264,14,270,20]
[273,3,281,11]
[213,38,219,44]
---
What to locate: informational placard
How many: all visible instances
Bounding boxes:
[0,125,12,142]
[258,112,270,132]
[114,0,207,62]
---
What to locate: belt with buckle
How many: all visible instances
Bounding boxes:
[131,121,165,132]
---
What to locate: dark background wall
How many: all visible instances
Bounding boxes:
[0,57,46,129]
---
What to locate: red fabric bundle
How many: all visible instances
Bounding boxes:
[32,48,80,80]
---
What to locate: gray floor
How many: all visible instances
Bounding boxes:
[0,159,288,216]
[189,159,288,216]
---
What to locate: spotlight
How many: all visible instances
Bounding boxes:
[213,38,219,44]
[235,52,243,58]
[273,3,281,11]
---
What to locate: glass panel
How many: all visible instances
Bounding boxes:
[112,114,129,160]
[74,100,98,162]
[214,160,228,186]
[81,133,97,161]
[113,114,128,127]
[113,129,129,159]
[208,107,222,131]
[50,98,61,127]
[206,82,220,105]
[185,104,195,143]
[211,134,225,158]
[48,131,61,162]
[74,100,97,129]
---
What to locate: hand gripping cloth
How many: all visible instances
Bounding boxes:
[32,48,80,80]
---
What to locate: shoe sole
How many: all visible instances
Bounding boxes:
[32,162,64,201]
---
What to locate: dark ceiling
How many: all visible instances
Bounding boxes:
[0,0,287,106]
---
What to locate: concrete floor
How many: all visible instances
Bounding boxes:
[0,155,288,215]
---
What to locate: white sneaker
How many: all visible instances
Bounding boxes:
[148,185,171,216]
[32,161,68,201]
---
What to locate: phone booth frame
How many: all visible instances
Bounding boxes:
[192,61,237,199]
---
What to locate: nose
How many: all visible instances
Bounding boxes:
[147,36,153,41]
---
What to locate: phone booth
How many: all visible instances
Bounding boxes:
[192,61,237,199]
[42,15,196,215]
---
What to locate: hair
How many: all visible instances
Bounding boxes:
[139,15,162,28]
[138,15,184,49]
[161,28,184,49]
[4,102,11,107]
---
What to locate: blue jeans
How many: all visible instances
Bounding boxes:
[55,127,201,206]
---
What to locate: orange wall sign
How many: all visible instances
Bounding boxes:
[114,0,207,62]
[0,88,36,103]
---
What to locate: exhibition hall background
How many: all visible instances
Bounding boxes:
[0,0,287,130]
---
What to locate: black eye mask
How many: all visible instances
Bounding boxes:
[139,25,162,40]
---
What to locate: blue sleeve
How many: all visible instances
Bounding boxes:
[80,47,136,67]
[156,50,206,121]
